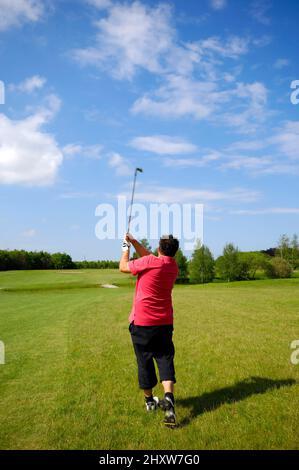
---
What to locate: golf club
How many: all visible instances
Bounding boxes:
[127,167,143,233]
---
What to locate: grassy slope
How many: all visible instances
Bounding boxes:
[0,270,298,450]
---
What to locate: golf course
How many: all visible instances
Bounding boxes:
[0,269,298,450]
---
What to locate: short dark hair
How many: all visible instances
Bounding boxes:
[159,235,179,257]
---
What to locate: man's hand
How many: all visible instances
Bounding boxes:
[125,233,135,243]
[122,238,131,252]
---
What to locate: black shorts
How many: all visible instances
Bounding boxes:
[129,322,176,390]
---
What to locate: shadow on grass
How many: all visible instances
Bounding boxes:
[176,376,296,428]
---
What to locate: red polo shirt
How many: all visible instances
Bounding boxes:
[128,254,178,326]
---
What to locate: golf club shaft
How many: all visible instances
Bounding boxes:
[127,169,138,233]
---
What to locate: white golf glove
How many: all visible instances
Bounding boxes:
[122,238,131,252]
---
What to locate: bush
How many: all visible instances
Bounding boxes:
[291,257,299,270]
[238,252,267,280]
[75,260,119,269]
[263,257,293,279]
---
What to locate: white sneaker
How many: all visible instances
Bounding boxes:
[159,396,176,427]
[145,396,159,411]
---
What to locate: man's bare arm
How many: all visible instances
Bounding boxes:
[126,234,151,257]
[119,249,131,273]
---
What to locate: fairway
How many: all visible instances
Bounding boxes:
[0,270,298,450]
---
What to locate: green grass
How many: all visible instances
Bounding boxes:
[0,270,298,450]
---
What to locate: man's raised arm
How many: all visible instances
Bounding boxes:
[126,234,151,258]
[119,237,131,273]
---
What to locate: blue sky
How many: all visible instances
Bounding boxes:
[0,0,298,260]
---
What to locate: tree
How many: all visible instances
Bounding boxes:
[131,238,152,259]
[263,257,293,279]
[51,253,74,269]
[291,234,299,269]
[216,243,241,282]
[278,234,290,260]
[175,248,188,283]
[189,244,215,284]
[238,252,267,280]
[261,247,276,257]
[0,250,10,271]
[27,251,53,269]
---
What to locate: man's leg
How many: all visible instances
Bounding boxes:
[162,380,174,394]
[154,327,177,426]
[160,381,175,425]
[131,340,159,411]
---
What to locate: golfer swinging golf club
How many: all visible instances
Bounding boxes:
[119,233,179,427]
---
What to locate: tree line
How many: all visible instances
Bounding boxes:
[0,234,298,283]
[131,235,299,283]
[0,250,118,271]
[177,233,299,283]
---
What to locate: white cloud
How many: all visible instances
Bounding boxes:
[133,76,268,132]
[0,0,44,31]
[132,74,227,120]
[145,120,299,177]
[62,143,82,157]
[130,135,197,155]
[211,120,299,175]
[220,155,272,170]
[59,191,96,199]
[63,143,103,159]
[252,35,272,47]
[33,93,61,122]
[163,158,205,168]
[86,0,111,10]
[163,152,221,168]
[75,2,251,81]
[226,140,266,152]
[218,81,269,133]
[274,58,290,69]
[0,95,63,186]
[119,185,260,204]
[257,163,299,176]
[268,121,299,159]
[73,2,175,80]
[210,0,227,10]
[21,228,37,237]
[250,0,272,25]
[235,81,267,110]
[231,208,299,215]
[156,120,299,177]
[197,35,249,58]
[9,75,46,93]
[73,1,270,129]
[108,152,131,176]
[241,124,299,157]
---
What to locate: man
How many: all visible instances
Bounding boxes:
[119,234,179,427]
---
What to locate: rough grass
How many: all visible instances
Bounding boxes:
[0,270,298,450]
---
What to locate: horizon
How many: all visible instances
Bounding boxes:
[0,235,292,262]
[1,0,299,260]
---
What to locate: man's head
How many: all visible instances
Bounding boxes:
[158,235,179,257]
